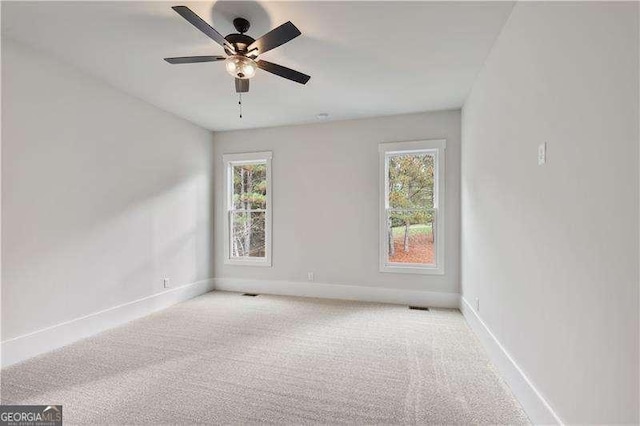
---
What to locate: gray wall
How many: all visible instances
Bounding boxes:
[1,38,214,340]
[461,2,639,423]
[212,110,460,294]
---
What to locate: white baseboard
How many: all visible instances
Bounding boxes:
[212,277,460,308]
[1,278,215,368]
[459,296,563,425]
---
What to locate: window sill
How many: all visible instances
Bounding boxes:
[225,258,272,267]
[380,264,444,275]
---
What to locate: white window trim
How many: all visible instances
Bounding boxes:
[223,151,272,267]
[378,139,446,275]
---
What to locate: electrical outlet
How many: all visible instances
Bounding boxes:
[163,278,170,288]
[538,142,547,165]
[307,272,314,282]
[475,297,480,312]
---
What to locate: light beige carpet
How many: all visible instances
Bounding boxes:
[1,291,528,424]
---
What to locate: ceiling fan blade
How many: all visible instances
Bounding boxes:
[164,56,225,64]
[235,78,249,93]
[248,21,301,54]
[172,6,233,52]
[257,60,310,85]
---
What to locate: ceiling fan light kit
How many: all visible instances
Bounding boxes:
[164,5,311,117]
[226,55,257,79]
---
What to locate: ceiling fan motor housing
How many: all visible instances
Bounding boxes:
[224,33,255,56]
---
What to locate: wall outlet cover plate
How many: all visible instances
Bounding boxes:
[538,143,546,165]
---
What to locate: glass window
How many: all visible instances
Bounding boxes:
[379,141,445,274]
[223,152,272,266]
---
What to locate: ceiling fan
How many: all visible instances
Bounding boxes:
[164,6,310,95]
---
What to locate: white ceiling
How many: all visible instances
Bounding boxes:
[2,1,514,131]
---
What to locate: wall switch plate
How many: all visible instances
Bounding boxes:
[163,278,170,288]
[475,297,480,312]
[538,142,547,165]
[307,272,314,282]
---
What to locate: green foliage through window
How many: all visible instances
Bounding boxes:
[231,162,267,258]
[233,163,267,210]
[386,152,436,264]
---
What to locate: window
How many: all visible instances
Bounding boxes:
[223,152,272,266]
[379,140,445,274]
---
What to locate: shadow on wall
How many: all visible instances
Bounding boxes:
[2,173,214,340]
[108,173,214,306]
[210,1,272,37]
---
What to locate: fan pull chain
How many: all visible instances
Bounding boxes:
[238,93,243,118]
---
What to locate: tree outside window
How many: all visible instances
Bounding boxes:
[224,151,272,266]
[386,152,436,265]
[387,153,435,265]
[231,163,267,258]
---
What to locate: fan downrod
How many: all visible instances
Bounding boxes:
[233,17,250,34]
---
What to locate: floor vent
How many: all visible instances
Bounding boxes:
[409,306,430,311]
[242,293,259,297]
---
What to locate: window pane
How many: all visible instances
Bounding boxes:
[231,211,266,258]
[387,209,434,265]
[388,153,435,210]
[232,163,267,210]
